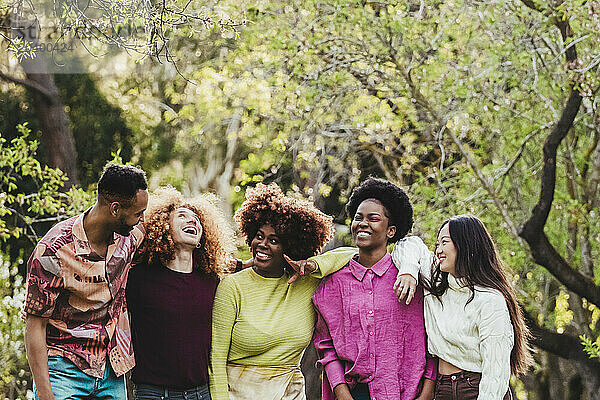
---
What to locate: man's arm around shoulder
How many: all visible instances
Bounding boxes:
[26,314,54,400]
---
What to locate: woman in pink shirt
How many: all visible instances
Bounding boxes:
[311,178,436,400]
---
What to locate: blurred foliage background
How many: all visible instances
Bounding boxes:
[1,0,600,399]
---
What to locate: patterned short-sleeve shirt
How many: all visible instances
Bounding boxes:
[25,211,144,378]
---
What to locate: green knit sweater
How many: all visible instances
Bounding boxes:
[209,247,355,400]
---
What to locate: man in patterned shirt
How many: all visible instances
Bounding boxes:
[24,163,148,400]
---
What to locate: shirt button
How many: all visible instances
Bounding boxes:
[370,353,374,358]
[451,375,457,381]
[368,290,373,295]
[368,310,373,315]
[369,331,374,336]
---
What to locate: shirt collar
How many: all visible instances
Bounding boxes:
[448,274,470,292]
[72,210,91,256]
[348,252,393,281]
[72,207,117,256]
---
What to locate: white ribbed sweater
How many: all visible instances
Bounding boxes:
[391,237,514,400]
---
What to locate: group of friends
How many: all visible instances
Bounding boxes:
[24,162,533,400]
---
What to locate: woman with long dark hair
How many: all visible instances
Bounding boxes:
[392,215,533,400]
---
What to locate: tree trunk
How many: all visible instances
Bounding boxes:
[185,110,241,220]
[19,72,80,188]
[578,359,600,400]
[11,19,79,187]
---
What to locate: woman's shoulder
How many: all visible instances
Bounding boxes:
[220,268,252,283]
[128,259,160,275]
[219,268,284,292]
[473,286,509,313]
[313,264,350,298]
[214,272,249,306]
[474,285,505,299]
[322,262,352,281]
[217,270,247,290]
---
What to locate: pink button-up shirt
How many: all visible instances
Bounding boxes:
[312,253,436,400]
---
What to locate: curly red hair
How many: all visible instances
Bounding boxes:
[234,183,334,260]
[143,187,235,277]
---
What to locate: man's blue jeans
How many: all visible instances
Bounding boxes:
[34,356,126,400]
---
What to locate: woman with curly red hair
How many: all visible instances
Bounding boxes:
[209,183,336,400]
[126,187,235,400]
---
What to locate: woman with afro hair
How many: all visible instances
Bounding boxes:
[305,177,437,400]
[209,183,338,400]
[126,187,236,400]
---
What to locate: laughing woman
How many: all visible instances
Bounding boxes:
[209,183,335,400]
[126,187,235,400]
[311,178,436,400]
[392,215,533,400]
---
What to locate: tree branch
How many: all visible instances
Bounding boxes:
[584,129,600,210]
[0,70,53,100]
[524,310,600,372]
[519,0,541,12]
[444,127,522,240]
[517,9,600,304]
[519,0,553,16]
[517,91,598,303]
[499,127,546,181]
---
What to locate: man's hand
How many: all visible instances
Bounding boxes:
[414,378,435,400]
[283,254,317,284]
[333,383,355,400]
[393,273,417,305]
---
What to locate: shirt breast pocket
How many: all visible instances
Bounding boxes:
[340,282,364,340]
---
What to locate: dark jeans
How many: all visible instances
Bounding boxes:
[434,371,512,400]
[134,383,211,400]
[349,383,370,400]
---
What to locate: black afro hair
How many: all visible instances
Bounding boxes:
[345,177,413,243]
[234,183,334,260]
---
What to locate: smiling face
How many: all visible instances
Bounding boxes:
[351,199,396,252]
[435,222,457,276]
[250,223,285,277]
[170,207,203,249]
